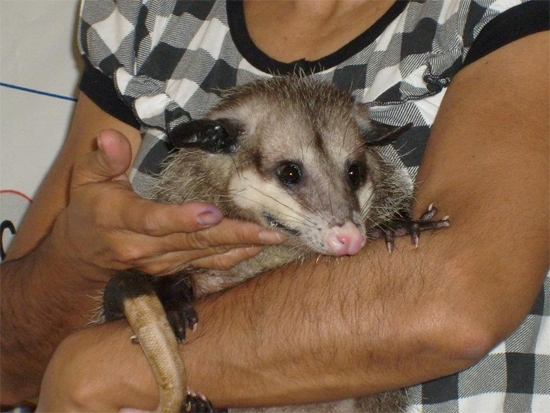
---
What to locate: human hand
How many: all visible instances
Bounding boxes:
[50,129,284,281]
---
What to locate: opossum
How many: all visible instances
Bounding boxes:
[103,76,450,412]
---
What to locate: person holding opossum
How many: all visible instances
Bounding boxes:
[1,0,548,412]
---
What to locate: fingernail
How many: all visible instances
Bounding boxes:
[197,210,221,226]
[258,230,286,244]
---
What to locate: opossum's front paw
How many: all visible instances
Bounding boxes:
[368,203,450,252]
[184,390,227,413]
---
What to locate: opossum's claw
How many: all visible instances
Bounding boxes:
[420,203,437,220]
[384,230,395,253]
[184,389,226,413]
[153,275,197,341]
[368,204,450,250]
[166,305,198,342]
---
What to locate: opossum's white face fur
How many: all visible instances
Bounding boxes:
[160,76,410,257]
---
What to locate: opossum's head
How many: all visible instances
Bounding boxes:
[168,77,408,256]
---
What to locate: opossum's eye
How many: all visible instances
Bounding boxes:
[276,162,302,186]
[347,162,364,190]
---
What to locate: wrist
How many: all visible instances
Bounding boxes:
[0,237,109,402]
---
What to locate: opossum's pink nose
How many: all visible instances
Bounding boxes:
[325,221,366,256]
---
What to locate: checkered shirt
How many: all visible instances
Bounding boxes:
[78,0,549,411]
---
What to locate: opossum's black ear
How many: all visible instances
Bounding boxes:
[167,118,241,154]
[362,120,413,146]
[352,104,412,146]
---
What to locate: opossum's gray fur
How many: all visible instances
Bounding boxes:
[230,390,409,413]
[147,76,413,412]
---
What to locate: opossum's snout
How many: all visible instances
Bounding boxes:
[325,221,366,256]
[263,211,366,256]
[263,210,366,256]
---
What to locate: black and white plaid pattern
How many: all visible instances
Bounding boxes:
[408,276,550,412]
[79,1,549,411]
[79,0,530,194]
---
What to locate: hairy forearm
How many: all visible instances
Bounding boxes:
[182,198,547,408]
[0,233,109,403]
[183,244,458,405]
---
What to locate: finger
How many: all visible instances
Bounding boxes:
[110,225,267,268]
[106,234,240,269]
[188,246,264,270]
[118,200,224,236]
[118,201,286,246]
[135,246,264,275]
[152,218,286,250]
[191,219,286,247]
[72,129,133,188]
[99,219,270,270]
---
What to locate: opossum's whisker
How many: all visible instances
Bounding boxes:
[287,190,328,225]
[230,154,243,179]
[268,209,319,231]
[360,188,378,220]
[231,190,319,230]
[248,186,318,225]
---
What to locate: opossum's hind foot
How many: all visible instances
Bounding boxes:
[368,203,450,252]
[104,271,198,340]
[153,275,198,341]
[165,304,198,342]
[185,389,227,413]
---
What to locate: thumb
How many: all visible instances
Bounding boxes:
[73,129,134,187]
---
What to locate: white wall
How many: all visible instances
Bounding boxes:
[1,0,82,258]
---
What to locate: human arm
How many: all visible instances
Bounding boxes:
[0,94,283,404]
[36,31,549,410]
